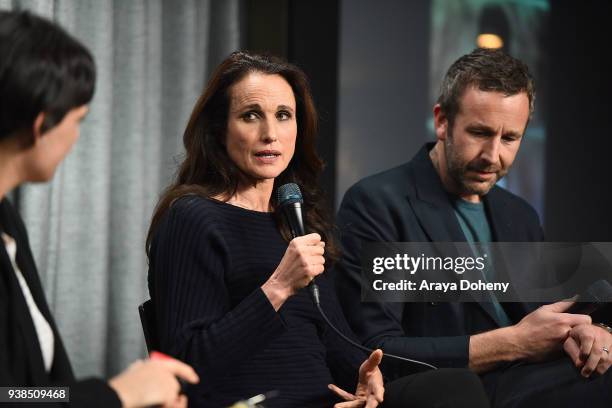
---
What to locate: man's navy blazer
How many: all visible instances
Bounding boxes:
[335,143,544,375]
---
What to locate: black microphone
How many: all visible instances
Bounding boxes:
[566,279,612,315]
[276,183,437,371]
[276,183,305,237]
[276,183,320,304]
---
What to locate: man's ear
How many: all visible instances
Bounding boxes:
[433,104,448,141]
[32,112,46,144]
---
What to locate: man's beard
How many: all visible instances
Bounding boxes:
[444,131,509,197]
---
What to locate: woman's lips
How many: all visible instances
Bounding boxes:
[254,150,281,164]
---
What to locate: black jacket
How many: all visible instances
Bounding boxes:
[335,144,544,376]
[0,198,120,407]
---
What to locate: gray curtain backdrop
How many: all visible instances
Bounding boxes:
[1,0,242,378]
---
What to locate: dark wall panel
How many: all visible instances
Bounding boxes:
[545,1,612,241]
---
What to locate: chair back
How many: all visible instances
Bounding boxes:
[138,299,158,353]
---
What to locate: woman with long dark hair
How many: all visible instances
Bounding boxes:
[147,51,489,408]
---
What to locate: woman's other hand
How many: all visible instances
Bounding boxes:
[329,349,385,408]
[262,233,325,310]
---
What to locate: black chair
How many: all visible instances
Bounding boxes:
[138,299,159,354]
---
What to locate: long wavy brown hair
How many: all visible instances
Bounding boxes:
[146,51,339,262]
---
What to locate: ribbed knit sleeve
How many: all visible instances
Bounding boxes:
[149,197,287,384]
[318,270,366,391]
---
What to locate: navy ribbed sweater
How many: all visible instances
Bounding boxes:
[148,195,365,407]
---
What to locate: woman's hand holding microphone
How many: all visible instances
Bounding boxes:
[262,233,325,311]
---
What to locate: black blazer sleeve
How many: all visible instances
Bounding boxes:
[335,183,469,375]
[69,378,121,407]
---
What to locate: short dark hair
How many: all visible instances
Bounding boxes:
[437,48,535,125]
[0,10,96,143]
[147,51,340,262]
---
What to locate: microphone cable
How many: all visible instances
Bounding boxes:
[277,183,437,371]
[309,284,437,371]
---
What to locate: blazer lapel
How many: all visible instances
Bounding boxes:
[0,236,49,384]
[407,146,507,326]
[484,188,514,241]
[14,232,75,382]
[408,145,465,243]
[484,189,536,319]
[0,199,74,384]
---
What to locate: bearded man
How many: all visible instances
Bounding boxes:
[335,48,611,407]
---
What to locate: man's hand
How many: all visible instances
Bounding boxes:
[512,301,592,362]
[563,324,612,377]
[469,301,592,373]
[328,349,384,408]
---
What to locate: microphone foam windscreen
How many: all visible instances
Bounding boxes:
[277,183,303,206]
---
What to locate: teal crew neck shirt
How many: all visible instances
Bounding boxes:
[453,198,512,327]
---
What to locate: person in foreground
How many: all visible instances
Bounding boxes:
[334,48,612,407]
[0,10,198,407]
[146,50,490,407]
